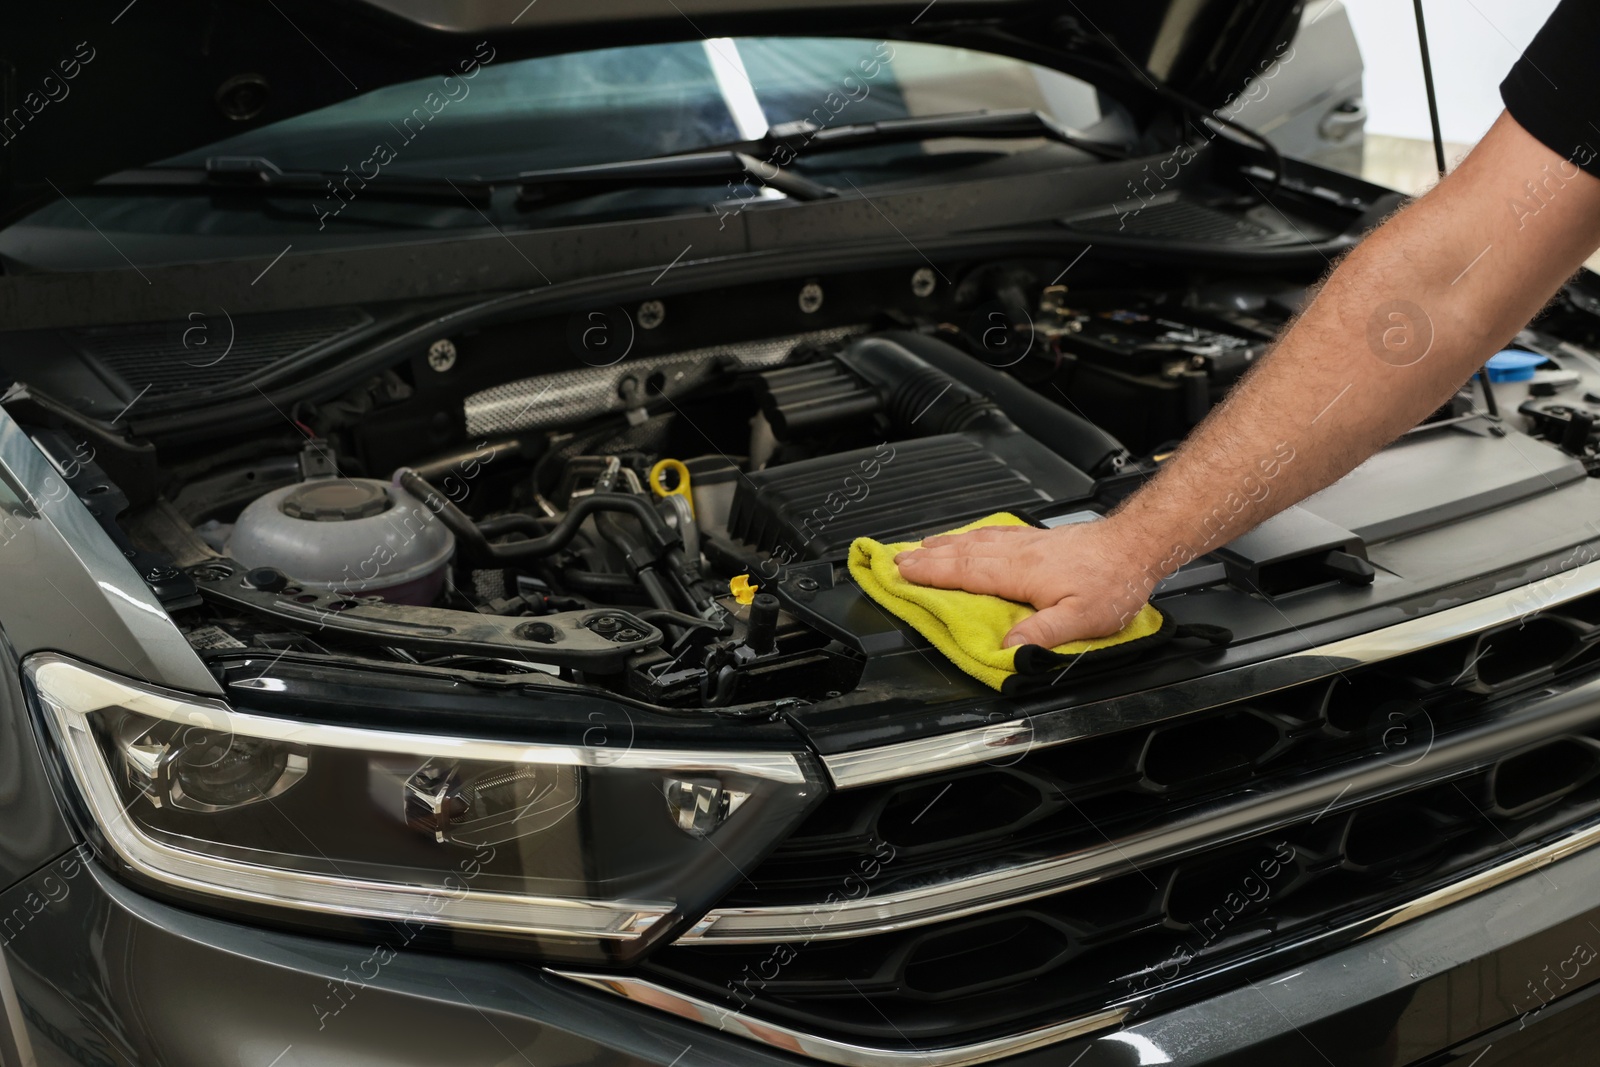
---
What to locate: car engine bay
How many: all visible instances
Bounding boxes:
[23,255,1600,712]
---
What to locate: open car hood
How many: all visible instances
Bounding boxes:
[1,0,1301,226]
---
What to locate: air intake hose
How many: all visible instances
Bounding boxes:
[835,333,1130,475]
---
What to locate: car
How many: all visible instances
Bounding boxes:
[0,1,1597,1065]
[1234,0,1366,176]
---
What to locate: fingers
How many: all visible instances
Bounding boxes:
[893,551,1011,595]
[920,526,1036,549]
[896,529,1035,562]
[894,542,1007,565]
[1004,601,1119,649]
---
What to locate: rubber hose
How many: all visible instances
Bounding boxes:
[595,511,684,614]
[560,569,643,594]
[477,513,555,538]
[635,608,730,641]
[876,330,1129,475]
[396,469,677,564]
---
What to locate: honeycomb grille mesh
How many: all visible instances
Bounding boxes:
[67,307,371,398]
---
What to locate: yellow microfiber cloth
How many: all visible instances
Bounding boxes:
[848,512,1176,693]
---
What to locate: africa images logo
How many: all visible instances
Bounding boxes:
[312,41,497,229]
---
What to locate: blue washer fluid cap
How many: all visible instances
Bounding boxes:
[1486,349,1546,382]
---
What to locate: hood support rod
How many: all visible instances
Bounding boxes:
[1411,0,1448,177]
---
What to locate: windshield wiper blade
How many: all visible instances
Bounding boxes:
[766,108,1131,161]
[97,111,1114,218]
[512,150,837,205]
[507,110,1113,207]
[101,157,496,206]
[102,152,832,217]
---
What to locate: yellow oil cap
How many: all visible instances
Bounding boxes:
[648,458,694,517]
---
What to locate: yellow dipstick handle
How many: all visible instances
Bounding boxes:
[649,458,695,517]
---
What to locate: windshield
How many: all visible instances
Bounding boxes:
[171,37,1113,175]
[2,37,1129,269]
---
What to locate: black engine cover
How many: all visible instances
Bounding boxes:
[727,431,1094,559]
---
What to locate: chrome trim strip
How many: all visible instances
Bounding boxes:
[547,970,1127,1067]
[687,673,1600,943]
[558,818,1600,1067]
[33,654,810,783]
[1365,818,1600,936]
[824,556,1600,790]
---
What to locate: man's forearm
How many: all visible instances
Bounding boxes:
[895,112,1600,650]
[1107,112,1600,588]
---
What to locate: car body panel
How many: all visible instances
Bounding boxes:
[0,409,217,694]
[0,833,1597,1066]
[0,653,75,897]
[1234,0,1366,174]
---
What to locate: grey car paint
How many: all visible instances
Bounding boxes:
[1234,0,1368,176]
[0,408,217,696]
[0,818,1597,1065]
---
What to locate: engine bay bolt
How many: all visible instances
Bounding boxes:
[910,267,937,298]
[590,615,623,635]
[794,577,820,593]
[426,338,458,372]
[143,565,181,584]
[798,282,824,314]
[636,300,665,330]
[245,567,290,593]
[215,73,270,121]
[517,621,558,644]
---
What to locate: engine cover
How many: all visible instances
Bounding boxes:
[727,431,1094,560]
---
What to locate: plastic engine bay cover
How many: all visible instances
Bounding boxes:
[726,432,1094,559]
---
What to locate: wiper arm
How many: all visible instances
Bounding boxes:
[101,152,832,217]
[98,111,1114,217]
[100,157,496,206]
[509,110,1118,206]
[765,108,1130,161]
[512,150,837,205]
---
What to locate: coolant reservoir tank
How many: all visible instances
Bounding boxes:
[226,477,454,605]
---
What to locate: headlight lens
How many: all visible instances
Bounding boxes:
[27,654,822,962]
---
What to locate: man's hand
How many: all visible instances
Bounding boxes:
[894,520,1157,649]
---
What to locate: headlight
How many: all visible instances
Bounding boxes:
[26,654,823,963]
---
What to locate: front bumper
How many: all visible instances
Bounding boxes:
[1,840,1597,1067]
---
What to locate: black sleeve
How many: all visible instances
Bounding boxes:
[1501,0,1600,176]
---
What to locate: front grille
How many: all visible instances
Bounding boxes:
[641,584,1600,1051]
[67,307,372,398]
[648,749,1600,1045]
[722,611,1599,907]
